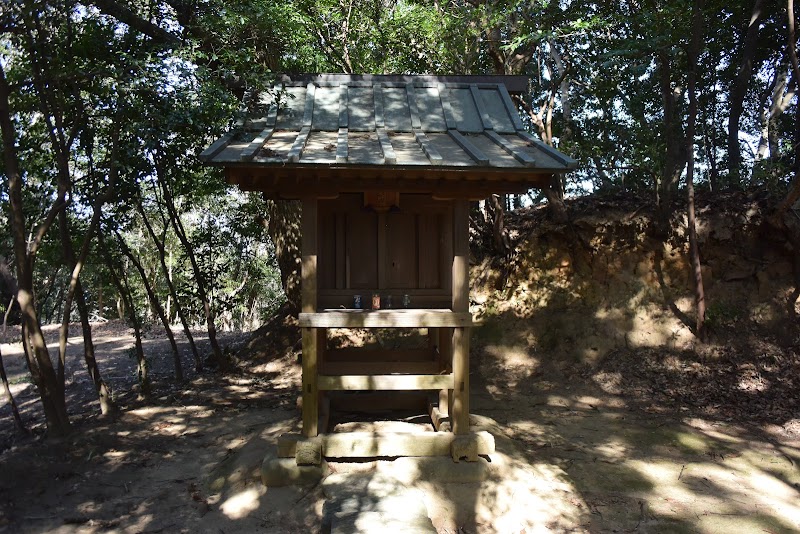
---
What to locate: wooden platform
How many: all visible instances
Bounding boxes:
[299,309,472,328]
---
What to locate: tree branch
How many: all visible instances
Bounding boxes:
[88,0,180,45]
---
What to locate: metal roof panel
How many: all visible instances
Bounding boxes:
[382,86,412,132]
[347,86,376,131]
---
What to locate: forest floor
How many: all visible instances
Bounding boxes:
[1,313,799,533]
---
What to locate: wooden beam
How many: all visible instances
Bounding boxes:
[451,199,470,435]
[301,198,318,313]
[266,102,278,127]
[448,131,489,165]
[376,128,397,164]
[438,83,459,130]
[318,373,454,391]
[438,326,452,417]
[429,403,450,432]
[298,310,473,328]
[336,128,348,164]
[499,86,525,131]
[469,84,493,130]
[199,131,234,161]
[287,126,311,163]
[239,126,275,162]
[452,200,469,312]
[516,131,579,168]
[320,395,331,435]
[301,198,319,438]
[484,131,536,167]
[413,129,443,165]
[452,327,470,434]
[302,328,319,437]
[322,361,440,376]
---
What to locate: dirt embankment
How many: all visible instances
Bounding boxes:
[471,190,800,428]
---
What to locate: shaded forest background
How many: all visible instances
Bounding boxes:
[1,0,800,437]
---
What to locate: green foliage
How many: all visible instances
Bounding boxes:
[0,0,797,402]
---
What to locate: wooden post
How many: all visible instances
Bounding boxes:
[438,327,452,416]
[451,199,470,434]
[301,198,319,438]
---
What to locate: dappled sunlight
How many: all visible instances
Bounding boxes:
[219,487,264,519]
[475,452,585,532]
[628,456,800,532]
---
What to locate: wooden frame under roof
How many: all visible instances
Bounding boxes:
[202,74,576,468]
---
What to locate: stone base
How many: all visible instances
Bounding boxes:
[261,454,327,487]
[277,430,494,461]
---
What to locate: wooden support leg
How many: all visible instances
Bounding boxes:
[452,326,470,435]
[438,327,452,416]
[301,197,319,438]
[302,327,319,437]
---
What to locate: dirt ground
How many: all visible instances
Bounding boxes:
[1,316,799,533]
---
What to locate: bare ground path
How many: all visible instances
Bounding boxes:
[1,321,799,533]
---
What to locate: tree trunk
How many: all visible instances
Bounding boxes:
[75,280,116,415]
[657,50,688,232]
[100,242,151,398]
[135,196,202,370]
[57,207,116,416]
[265,199,302,311]
[115,230,184,382]
[542,178,569,223]
[774,0,800,221]
[0,343,26,433]
[0,64,70,436]
[687,0,707,340]
[155,160,228,370]
[728,0,768,186]
[488,194,511,256]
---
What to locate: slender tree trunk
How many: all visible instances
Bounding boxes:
[702,119,720,192]
[657,50,688,232]
[688,0,707,340]
[57,208,116,416]
[2,296,13,335]
[488,194,511,255]
[135,196,202,370]
[728,0,768,186]
[0,64,70,436]
[115,230,183,382]
[0,344,26,433]
[774,0,800,220]
[100,242,151,397]
[154,160,228,370]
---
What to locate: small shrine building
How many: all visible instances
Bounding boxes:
[201,74,576,469]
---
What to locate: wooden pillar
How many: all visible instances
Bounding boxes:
[451,199,470,434]
[437,327,452,416]
[301,198,319,438]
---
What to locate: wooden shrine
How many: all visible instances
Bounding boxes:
[201,74,576,466]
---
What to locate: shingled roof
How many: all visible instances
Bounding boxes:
[201,74,577,199]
